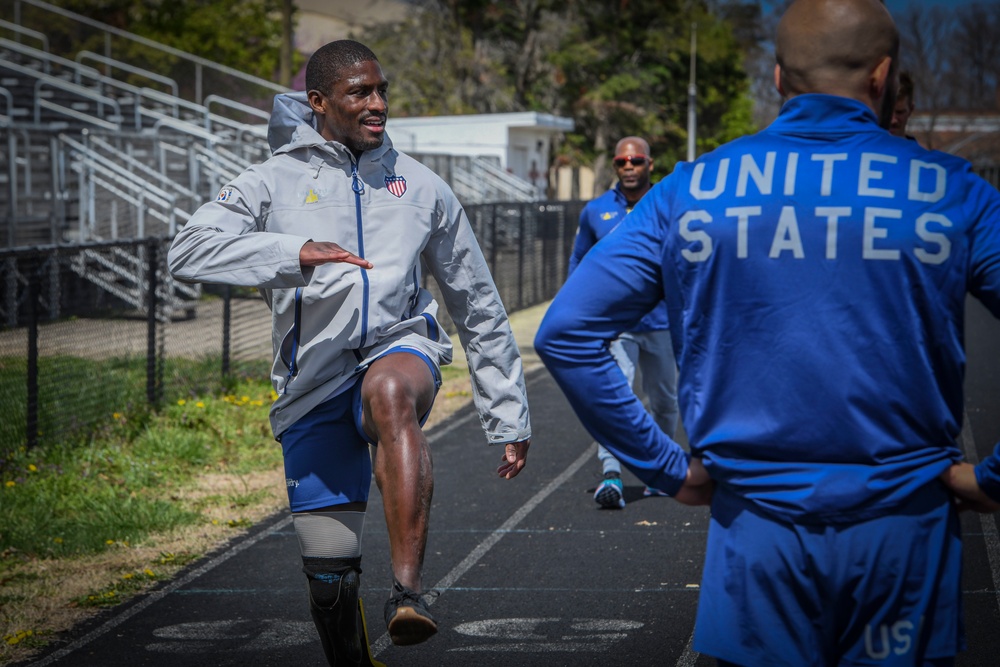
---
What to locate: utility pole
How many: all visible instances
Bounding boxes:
[687,22,697,162]
[279,0,294,88]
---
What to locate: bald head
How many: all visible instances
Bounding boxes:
[615,136,650,157]
[776,0,898,107]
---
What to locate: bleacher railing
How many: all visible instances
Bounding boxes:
[10,0,288,109]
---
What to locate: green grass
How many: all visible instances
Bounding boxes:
[0,378,280,560]
[0,357,468,561]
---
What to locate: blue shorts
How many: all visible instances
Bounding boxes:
[695,483,964,666]
[279,348,441,512]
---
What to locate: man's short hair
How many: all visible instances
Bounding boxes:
[305,40,379,95]
[898,71,914,108]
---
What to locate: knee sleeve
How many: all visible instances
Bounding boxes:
[293,510,365,559]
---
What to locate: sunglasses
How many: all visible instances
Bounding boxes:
[613,154,649,168]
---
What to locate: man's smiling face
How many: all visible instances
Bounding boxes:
[309,59,388,157]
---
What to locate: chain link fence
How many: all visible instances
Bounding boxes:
[0,200,583,452]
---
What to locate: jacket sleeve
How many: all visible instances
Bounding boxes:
[567,206,596,276]
[975,442,1000,503]
[422,189,531,445]
[968,171,1000,319]
[535,185,689,494]
[167,168,313,289]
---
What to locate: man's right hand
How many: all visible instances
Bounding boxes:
[673,457,714,506]
[940,462,1000,513]
[299,241,374,269]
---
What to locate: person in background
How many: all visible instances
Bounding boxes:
[891,70,917,139]
[569,136,679,509]
[168,39,532,666]
[535,0,1000,663]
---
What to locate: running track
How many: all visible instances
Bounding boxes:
[20,298,1000,667]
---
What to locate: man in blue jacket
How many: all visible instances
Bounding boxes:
[535,0,1000,663]
[570,136,678,508]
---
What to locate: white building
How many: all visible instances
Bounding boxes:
[290,2,584,202]
[388,112,574,197]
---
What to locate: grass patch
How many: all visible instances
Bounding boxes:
[0,376,285,666]
[0,379,280,559]
[0,302,523,667]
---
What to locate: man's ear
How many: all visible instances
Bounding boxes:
[307,90,326,115]
[773,63,785,97]
[870,56,893,103]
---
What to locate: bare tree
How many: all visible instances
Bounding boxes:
[948,2,1000,110]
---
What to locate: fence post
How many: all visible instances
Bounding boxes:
[146,240,159,407]
[489,204,498,272]
[222,285,231,376]
[26,258,39,450]
[517,203,526,310]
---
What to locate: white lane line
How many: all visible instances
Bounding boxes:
[369,441,598,657]
[676,629,700,666]
[28,514,295,666]
[960,410,1000,614]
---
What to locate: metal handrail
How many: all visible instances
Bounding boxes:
[137,87,266,138]
[193,144,244,174]
[0,57,121,127]
[144,110,224,144]
[88,135,200,199]
[0,87,12,123]
[472,157,539,200]
[0,37,100,79]
[75,50,178,98]
[13,0,290,104]
[0,19,47,52]
[203,94,270,124]
[0,45,149,129]
[207,143,257,172]
[60,133,177,206]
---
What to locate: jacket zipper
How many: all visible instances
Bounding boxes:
[352,160,370,348]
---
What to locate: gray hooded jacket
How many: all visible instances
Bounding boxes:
[168,92,531,443]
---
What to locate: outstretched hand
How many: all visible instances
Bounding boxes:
[672,457,714,506]
[940,462,1000,513]
[300,241,373,269]
[497,438,530,480]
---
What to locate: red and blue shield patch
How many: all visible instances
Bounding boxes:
[385,175,407,198]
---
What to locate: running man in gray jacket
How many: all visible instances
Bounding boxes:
[168,40,532,665]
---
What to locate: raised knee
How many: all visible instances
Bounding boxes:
[366,372,419,418]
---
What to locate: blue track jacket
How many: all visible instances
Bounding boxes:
[570,184,669,332]
[536,94,1000,522]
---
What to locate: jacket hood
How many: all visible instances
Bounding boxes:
[266,91,394,163]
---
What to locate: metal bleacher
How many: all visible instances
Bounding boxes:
[0,0,542,326]
[0,0,284,322]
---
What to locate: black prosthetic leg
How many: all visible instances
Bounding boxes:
[302,557,385,667]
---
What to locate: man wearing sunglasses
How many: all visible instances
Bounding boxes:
[568,136,679,509]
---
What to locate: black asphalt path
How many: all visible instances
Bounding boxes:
[19,298,1000,667]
